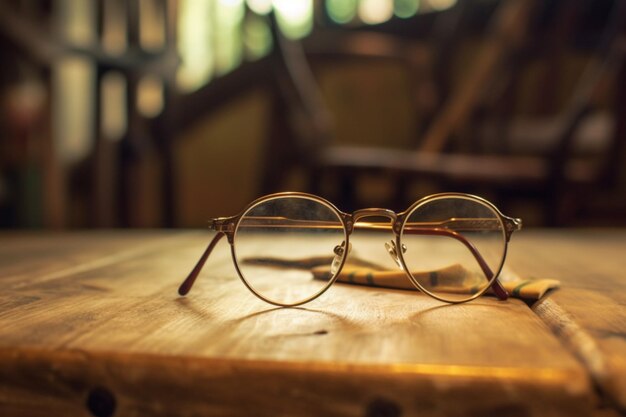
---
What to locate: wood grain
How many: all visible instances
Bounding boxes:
[507,230,626,412]
[0,231,604,416]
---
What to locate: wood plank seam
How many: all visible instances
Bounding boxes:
[533,297,620,410]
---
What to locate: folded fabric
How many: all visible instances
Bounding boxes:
[492,267,561,300]
[242,255,560,301]
[311,264,560,301]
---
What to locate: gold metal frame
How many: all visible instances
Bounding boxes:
[178,192,522,307]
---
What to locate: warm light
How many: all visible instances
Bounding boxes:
[57,0,96,47]
[137,75,164,118]
[176,0,214,91]
[244,16,273,60]
[101,71,127,141]
[220,0,245,8]
[359,0,394,25]
[102,1,127,54]
[215,0,245,74]
[273,0,313,39]
[428,0,456,11]
[246,0,272,15]
[54,0,96,163]
[139,0,165,51]
[394,0,419,18]
[326,0,357,24]
[53,57,94,163]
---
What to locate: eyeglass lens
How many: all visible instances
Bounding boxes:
[401,196,506,302]
[233,196,346,305]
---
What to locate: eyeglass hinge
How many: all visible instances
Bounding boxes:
[503,217,522,239]
[210,217,235,233]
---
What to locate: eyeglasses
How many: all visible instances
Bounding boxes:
[179,192,522,306]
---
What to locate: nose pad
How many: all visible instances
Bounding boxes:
[384,240,405,269]
[331,241,351,274]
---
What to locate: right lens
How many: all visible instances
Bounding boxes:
[233,195,347,306]
[400,195,506,302]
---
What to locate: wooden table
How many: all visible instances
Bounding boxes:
[0,230,624,417]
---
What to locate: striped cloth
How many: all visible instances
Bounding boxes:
[310,263,559,300]
[242,255,560,300]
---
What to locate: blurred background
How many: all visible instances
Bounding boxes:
[0,0,624,229]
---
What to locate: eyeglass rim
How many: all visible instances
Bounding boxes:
[221,191,518,306]
[396,193,509,303]
[231,193,350,307]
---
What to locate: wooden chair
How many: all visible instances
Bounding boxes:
[268,0,626,225]
[261,1,481,209]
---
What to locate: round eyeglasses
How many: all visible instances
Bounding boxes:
[178,192,521,306]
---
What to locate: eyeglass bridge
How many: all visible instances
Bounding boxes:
[347,208,400,234]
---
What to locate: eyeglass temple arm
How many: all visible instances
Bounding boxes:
[178,232,226,296]
[403,227,508,300]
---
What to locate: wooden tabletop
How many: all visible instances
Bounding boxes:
[0,230,624,417]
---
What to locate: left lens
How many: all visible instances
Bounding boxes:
[399,195,506,302]
[233,195,347,306]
